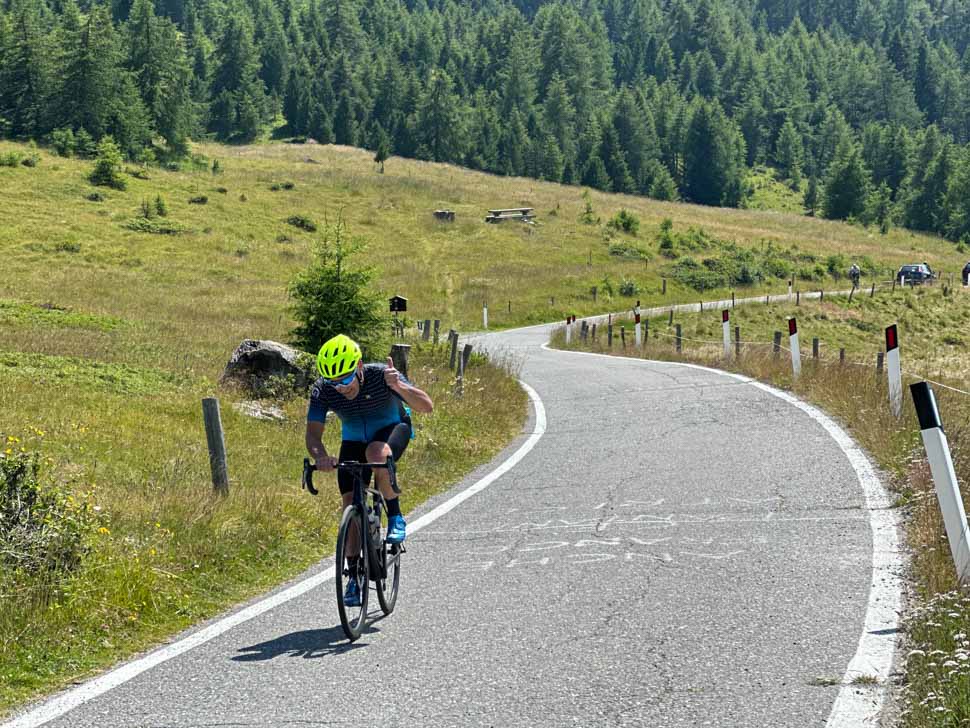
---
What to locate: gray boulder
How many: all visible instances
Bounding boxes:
[222,340,314,395]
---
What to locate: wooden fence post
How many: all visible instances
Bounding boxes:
[449,330,458,371]
[735,326,741,357]
[877,352,885,374]
[644,319,649,344]
[773,331,782,356]
[662,278,667,295]
[620,325,626,348]
[840,348,845,363]
[675,324,682,353]
[668,310,673,326]
[812,337,819,359]
[433,320,440,345]
[202,398,229,495]
[390,343,411,379]
[422,319,431,341]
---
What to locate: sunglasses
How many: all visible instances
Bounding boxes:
[323,370,357,387]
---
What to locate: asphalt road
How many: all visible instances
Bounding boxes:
[6,323,901,728]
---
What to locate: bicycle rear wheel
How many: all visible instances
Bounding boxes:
[375,504,401,615]
[335,505,369,641]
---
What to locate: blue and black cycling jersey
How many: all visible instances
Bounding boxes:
[307,363,410,442]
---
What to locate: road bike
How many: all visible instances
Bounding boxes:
[302,456,403,641]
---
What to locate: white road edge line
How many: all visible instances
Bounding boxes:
[2,381,547,728]
[541,344,903,728]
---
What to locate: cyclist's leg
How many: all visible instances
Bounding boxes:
[337,440,366,561]
[364,421,410,501]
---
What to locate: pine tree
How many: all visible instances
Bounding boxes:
[209,9,267,141]
[803,174,820,216]
[0,0,53,138]
[373,121,391,173]
[775,117,802,187]
[682,99,746,206]
[823,140,870,220]
[416,70,465,163]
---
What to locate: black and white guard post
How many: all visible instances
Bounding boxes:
[886,324,902,418]
[788,279,793,301]
[722,309,730,359]
[565,316,571,345]
[788,317,801,378]
[911,382,970,583]
[634,300,642,347]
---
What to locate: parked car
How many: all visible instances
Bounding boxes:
[897,263,936,285]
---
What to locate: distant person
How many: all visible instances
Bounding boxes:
[963,261,970,287]
[848,263,861,289]
[305,334,434,606]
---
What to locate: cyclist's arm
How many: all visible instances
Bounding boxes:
[305,420,336,471]
[392,381,434,414]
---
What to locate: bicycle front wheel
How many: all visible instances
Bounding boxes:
[375,506,401,615]
[335,505,369,641]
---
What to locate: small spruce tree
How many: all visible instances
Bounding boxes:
[89,136,127,190]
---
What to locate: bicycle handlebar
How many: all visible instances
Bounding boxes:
[302,457,399,496]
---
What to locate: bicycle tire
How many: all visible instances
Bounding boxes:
[335,505,369,641]
[375,504,401,615]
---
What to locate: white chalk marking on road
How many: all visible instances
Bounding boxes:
[542,344,902,728]
[2,381,547,728]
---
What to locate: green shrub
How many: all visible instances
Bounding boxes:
[668,256,727,291]
[619,278,639,296]
[20,153,40,167]
[53,125,80,157]
[155,195,168,217]
[608,241,649,260]
[0,151,21,167]
[287,215,317,232]
[86,192,104,202]
[139,198,156,219]
[89,136,127,190]
[0,449,95,575]
[188,195,208,205]
[53,241,81,253]
[211,159,222,175]
[124,218,188,235]
[606,209,640,235]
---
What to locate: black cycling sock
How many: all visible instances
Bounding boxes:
[386,497,402,518]
[346,556,359,576]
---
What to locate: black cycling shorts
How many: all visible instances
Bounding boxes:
[336,420,411,495]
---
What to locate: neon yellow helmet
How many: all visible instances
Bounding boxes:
[316,334,361,379]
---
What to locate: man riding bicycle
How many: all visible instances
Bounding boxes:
[305,334,434,606]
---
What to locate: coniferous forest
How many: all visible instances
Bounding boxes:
[5,0,970,242]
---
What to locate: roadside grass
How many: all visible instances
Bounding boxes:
[743,166,806,215]
[0,337,526,713]
[552,290,970,727]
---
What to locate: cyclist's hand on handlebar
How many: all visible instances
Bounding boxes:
[315,456,338,473]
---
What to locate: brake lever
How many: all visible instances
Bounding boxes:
[302,458,318,496]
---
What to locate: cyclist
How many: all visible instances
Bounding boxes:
[848,263,861,289]
[305,334,434,606]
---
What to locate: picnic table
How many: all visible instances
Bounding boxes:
[485,207,535,224]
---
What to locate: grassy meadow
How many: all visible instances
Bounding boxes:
[553,288,970,727]
[2,138,970,718]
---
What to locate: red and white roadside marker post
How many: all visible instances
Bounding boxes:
[911,382,970,584]
[483,301,488,329]
[886,324,902,418]
[634,301,642,347]
[788,279,793,301]
[565,316,572,345]
[788,317,801,378]
[722,309,731,360]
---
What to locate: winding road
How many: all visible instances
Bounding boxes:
[4,322,904,728]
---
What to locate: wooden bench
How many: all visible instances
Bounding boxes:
[485,207,535,224]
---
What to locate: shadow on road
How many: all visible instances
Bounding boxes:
[232,623,378,661]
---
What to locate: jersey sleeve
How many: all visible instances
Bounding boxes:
[306,383,329,423]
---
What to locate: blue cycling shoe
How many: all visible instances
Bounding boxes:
[386,514,407,544]
[343,577,361,607]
